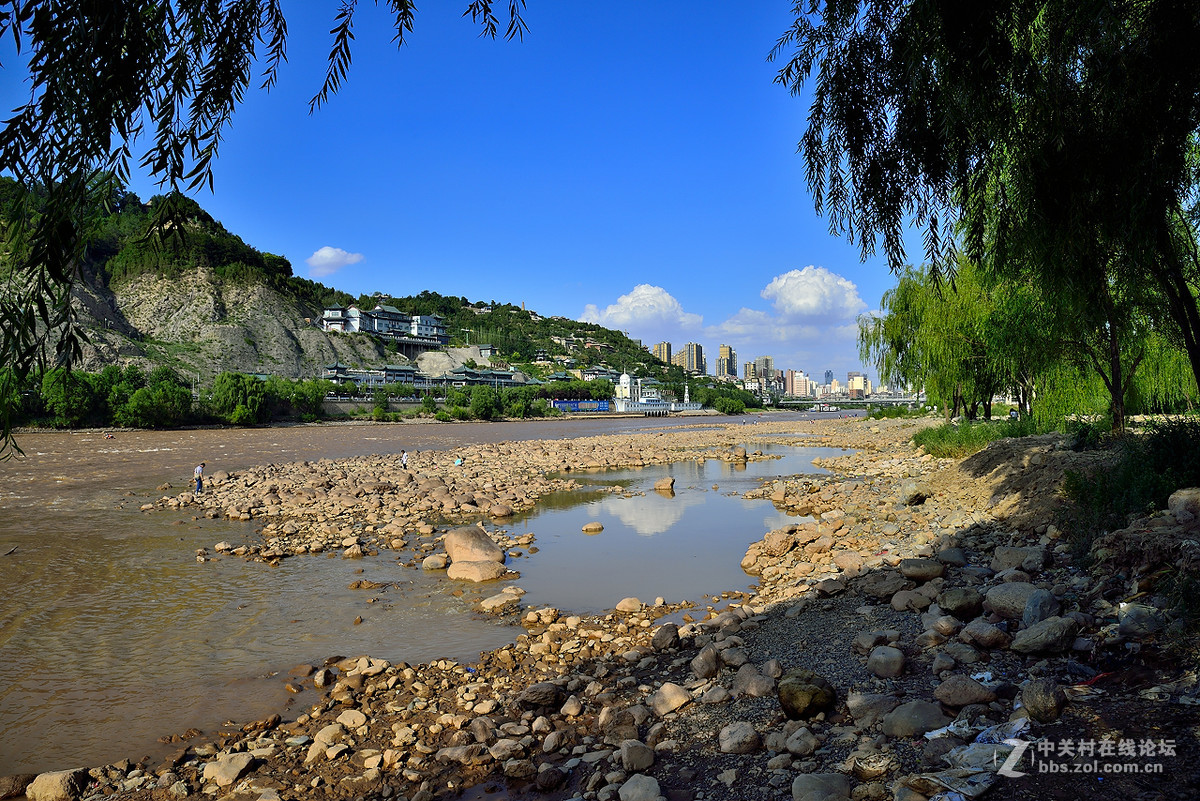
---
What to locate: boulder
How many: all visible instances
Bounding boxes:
[446,560,507,582]
[1022,679,1068,722]
[898,481,930,505]
[24,770,87,801]
[615,597,642,612]
[936,547,968,567]
[619,739,655,772]
[691,644,720,679]
[785,727,820,756]
[855,570,913,600]
[1118,602,1165,636]
[778,669,836,720]
[899,558,944,582]
[984,582,1039,619]
[651,623,680,651]
[731,664,776,697]
[792,773,851,801]
[1168,487,1200,519]
[891,589,932,611]
[960,618,1010,649]
[933,675,996,707]
[649,682,691,716]
[0,774,34,800]
[1011,616,1078,653]
[582,521,604,533]
[516,682,565,710]
[866,646,905,678]
[1021,589,1061,628]
[846,692,900,728]
[937,588,983,620]
[421,553,449,570]
[718,721,760,753]
[881,701,951,738]
[991,546,1046,573]
[201,753,256,788]
[654,477,675,492]
[618,774,660,801]
[444,526,504,563]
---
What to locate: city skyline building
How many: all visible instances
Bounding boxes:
[716,344,737,378]
[652,341,672,364]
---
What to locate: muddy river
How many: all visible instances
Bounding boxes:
[0,413,852,775]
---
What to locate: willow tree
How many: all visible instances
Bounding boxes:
[775,0,1200,401]
[0,0,527,457]
[859,261,1058,421]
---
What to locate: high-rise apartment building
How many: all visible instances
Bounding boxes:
[686,342,705,375]
[716,344,737,378]
[652,342,672,364]
[785,369,811,397]
[754,356,775,381]
[824,369,834,386]
[673,342,705,374]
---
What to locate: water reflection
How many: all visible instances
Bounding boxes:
[600,490,706,536]
[493,445,841,613]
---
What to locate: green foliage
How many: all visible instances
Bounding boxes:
[867,406,926,420]
[911,419,1046,459]
[421,394,438,414]
[1062,419,1200,555]
[711,397,745,415]
[533,380,615,402]
[205,372,269,426]
[117,381,191,428]
[469,386,500,421]
[778,0,1200,425]
[691,382,760,412]
[860,262,1057,422]
[40,368,97,428]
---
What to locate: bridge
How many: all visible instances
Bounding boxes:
[775,396,923,409]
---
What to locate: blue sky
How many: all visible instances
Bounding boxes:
[8,3,917,383]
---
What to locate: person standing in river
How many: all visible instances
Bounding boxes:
[194,462,205,494]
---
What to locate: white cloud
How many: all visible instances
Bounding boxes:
[305,246,364,278]
[699,266,869,376]
[760,266,866,322]
[580,285,702,338]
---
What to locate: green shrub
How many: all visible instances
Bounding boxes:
[868,406,926,420]
[435,410,452,422]
[911,418,1044,458]
[713,397,745,414]
[1061,418,1200,556]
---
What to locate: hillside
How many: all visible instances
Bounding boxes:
[0,180,667,381]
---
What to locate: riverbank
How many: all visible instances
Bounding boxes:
[6,416,1197,801]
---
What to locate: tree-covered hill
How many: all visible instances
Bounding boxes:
[0,178,667,381]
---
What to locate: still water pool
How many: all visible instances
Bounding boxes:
[494,445,842,611]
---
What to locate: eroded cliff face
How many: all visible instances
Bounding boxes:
[70,265,400,378]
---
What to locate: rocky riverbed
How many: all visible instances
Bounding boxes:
[6,417,1199,801]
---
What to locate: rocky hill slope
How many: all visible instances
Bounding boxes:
[70,261,395,380]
